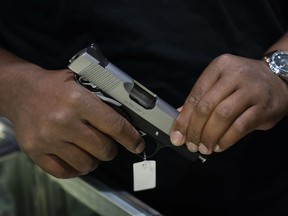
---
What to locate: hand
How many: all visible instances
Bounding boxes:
[4,66,144,178]
[171,54,288,154]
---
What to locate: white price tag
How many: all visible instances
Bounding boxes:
[133,160,156,191]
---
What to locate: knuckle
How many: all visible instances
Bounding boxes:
[37,126,52,141]
[76,156,99,173]
[214,104,233,120]
[186,92,201,107]
[110,115,128,134]
[66,89,83,104]
[47,110,71,125]
[214,53,233,65]
[97,141,118,161]
[197,100,213,116]
[18,133,41,154]
[233,119,250,135]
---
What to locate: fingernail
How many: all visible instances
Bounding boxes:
[198,143,209,154]
[177,106,183,112]
[186,142,198,152]
[80,171,90,176]
[171,131,185,146]
[214,145,222,152]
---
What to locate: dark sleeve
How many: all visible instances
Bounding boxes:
[0,34,4,48]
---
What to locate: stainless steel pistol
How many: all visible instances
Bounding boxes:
[68,43,206,163]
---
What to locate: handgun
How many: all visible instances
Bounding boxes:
[68,43,206,163]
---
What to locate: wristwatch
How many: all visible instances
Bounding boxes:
[263,50,288,82]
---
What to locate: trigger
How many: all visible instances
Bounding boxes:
[138,131,167,159]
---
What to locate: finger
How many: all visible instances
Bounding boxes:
[35,109,119,161]
[199,89,253,154]
[216,105,260,152]
[63,121,118,161]
[171,71,220,146]
[185,78,236,145]
[50,141,101,174]
[32,154,81,179]
[82,97,145,153]
[173,65,238,148]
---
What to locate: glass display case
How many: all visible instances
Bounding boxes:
[0,117,162,216]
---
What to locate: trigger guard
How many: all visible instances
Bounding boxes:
[138,131,168,159]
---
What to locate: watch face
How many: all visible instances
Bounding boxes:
[271,51,288,73]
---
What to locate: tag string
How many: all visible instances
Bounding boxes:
[142,152,147,169]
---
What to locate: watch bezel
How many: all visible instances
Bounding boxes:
[264,50,288,82]
[269,51,288,74]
